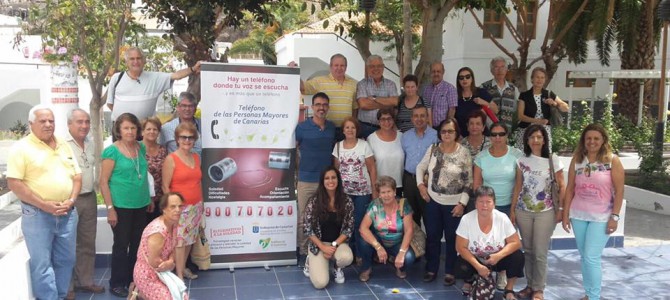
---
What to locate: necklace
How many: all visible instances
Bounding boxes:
[122,142,142,180]
[462,95,473,101]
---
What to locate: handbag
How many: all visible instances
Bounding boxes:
[191,221,211,270]
[546,90,563,126]
[470,271,496,300]
[399,198,426,258]
[481,105,499,124]
[548,154,561,211]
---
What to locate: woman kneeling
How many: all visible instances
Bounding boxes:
[358,176,416,282]
[455,186,524,300]
[303,166,354,289]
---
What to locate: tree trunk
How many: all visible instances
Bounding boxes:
[414,13,445,86]
[401,0,413,79]
[618,0,657,122]
[89,94,104,174]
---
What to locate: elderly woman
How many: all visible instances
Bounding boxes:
[461,110,491,158]
[510,125,565,300]
[516,67,569,151]
[562,124,624,300]
[416,118,472,285]
[142,117,168,221]
[100,113,151,298]
[333,117,377,262]
[455,67,497,137]
[396,74,430,132]
[367,108,404,196]
[302,166,354,288]
[474,123,523,216]
[358,176,416,281]
[130,192,188,300]
[162,122,202,280]
[455,186,524,300]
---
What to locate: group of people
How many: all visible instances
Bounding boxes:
[8,47,206,300]
[295,53,623,300]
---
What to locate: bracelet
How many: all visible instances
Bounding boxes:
[558,207,564,211]
[399,249,407,253]
[190,66,195,73]
[106,205,114,210]
[67,198,75,204]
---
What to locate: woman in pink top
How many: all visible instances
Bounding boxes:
[562,124,624,300]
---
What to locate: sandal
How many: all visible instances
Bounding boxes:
[127,282,139,300]
[517,286,533,299]
[461,282,473,296]
[358,269,372,282]
[184,268,199,280]
[532,290,544,300]
[504,289,518,300]
[443,274,456,286]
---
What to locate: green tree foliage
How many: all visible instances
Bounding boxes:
[30,0,134,166]
[141,0,279,97]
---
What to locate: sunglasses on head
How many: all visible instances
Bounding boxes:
[458,74,472,80]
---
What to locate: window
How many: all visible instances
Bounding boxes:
[565,71,594,88]
[483,9,504,39]
[517,0,537,39]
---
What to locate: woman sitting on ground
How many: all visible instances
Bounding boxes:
[132,192,188,300]
[302,166,354,288]
[455,186,524,300]
[358,176,416,282]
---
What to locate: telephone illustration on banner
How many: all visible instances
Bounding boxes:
[210,120,219,139]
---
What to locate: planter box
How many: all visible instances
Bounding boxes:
[624,185,670,216]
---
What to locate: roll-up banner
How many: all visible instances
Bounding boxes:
[200,63,299,269]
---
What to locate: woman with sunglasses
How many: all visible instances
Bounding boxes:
[416,118,472,285]
[510,124,565,300]
[161,122,202,281]
[455,67,497,138]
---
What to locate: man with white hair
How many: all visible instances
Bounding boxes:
[106,47,202,122]
[356,54,398,138]
[480,56,518,133]
[7,105,82,300]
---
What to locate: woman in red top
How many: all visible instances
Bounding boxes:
[162,122,203,280]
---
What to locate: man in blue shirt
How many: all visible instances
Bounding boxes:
[295,92,336,263]
[401,105,438,226]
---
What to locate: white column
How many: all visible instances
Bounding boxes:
[50,62,79,138]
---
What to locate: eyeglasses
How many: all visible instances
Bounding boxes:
[379,117,394,122]
[80,152,90,169]
[458,74,472,80]
[440,129,457,134]
[490,132,507,137]
[313,103,329,107]
[178,135,196,141]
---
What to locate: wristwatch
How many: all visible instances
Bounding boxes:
[331,241,338,247]
[610,214,620,222]
[372,95,377,102]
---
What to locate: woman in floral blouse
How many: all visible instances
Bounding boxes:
[302,166,354,289]
[511,124,565,300]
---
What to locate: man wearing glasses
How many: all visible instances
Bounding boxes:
[161,92,202,156]
[64,109,104,299]
[355,55,398,138]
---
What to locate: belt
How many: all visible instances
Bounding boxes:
[359,121,380,128]
[403,170,416,177]
[79,192,94,197]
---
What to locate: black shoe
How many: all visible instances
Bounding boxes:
[423,272,437,282]
[186,256,199,274]
[110,286,128,298]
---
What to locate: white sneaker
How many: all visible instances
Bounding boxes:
[333,267,345,284]
[303,257,310,277]
[496,272,507,290]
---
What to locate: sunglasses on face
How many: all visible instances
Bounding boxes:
[490,132,507,137]
[178,135,195,141]
[440,129,457,134]
[458,74,472,80]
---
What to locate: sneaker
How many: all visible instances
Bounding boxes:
[496,272,507,290]
[333,267,345,284]
[303,257,310,277]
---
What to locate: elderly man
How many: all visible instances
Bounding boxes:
[161,91,202,156]
[401,105,438,227]
[480,56,518,132]
[8,105,82,300]
[295,92,336,268]
[356,55,398,138]
[64,109,104,299]
[299,53,357,141]
[422,62,458,130]
[106,47,202,122]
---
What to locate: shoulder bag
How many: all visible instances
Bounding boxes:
[548,154,560,211]
[399,198,426,257]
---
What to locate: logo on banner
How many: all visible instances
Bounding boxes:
[259,238,271,249]
[252,223,260,233]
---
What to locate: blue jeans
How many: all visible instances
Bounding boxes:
[349,194,371,258]
[424,199,461,275]
[571,219,610,300]
[496,204,511,217]
[359,232,416,271]
[21,202,78,300]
